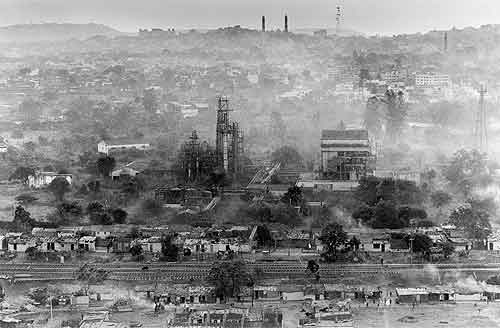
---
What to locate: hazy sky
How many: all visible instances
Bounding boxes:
[1,0,499,35]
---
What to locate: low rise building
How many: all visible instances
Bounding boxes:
[97,139,150,155]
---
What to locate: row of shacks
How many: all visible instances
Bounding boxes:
[168,309,282,328]
[135,282,500,306]
[395,285,500,303]
[135,282,384,305]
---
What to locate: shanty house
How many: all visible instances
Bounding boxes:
[78,236,96,252]
[27,172,73,189]
[396,288,429,304]
[56,237,78,252]
[7,236,38,253]
[428,287,455,302]
[488,232,500,251]
[359,232,391,252]
[111,160,149,180]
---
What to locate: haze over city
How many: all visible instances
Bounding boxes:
[2,0,500,327]
[1,0,500,35]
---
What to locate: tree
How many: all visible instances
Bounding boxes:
[443,149,491,197]
[23,141,36,153]
[90,212,113,225]
[143,88,158,113]
[281,186,303,207]
[9,167,35,183]
[48,177,71,201]
[207,260,252,301]
[352,204,373,225]
[111,208,127,224]
[25,246,40,260]
[87,181,101,194]
[141,198,164,217]
[431,191,452,208]
[96,156,116,178]
[319,223,348,262]
[161,235,179,261]
[58,201,83,217]
[27,287,50,305]
[449,199,492,240]
[15,193,38,204]
[417,220,436,228]
[255,225,273,248]
[19,98,41,121]
[130,244,143,257]
[13,205,34,231]
[87,202,104,214]
[271,146,303,168]
[406,234,433,254]
[372,201,405,229]
[440,241,455,259]
[384,89,407,142]
[398,206,427,223]
[355,176,380,206]
[307,259,319,274]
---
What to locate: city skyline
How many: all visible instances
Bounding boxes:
[1,0,499,35]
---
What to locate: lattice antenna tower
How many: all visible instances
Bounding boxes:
[474,85,488,154]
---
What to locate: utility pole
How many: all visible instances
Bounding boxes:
[336,5,342,35]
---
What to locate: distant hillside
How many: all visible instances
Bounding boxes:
[294,27,364,37]
[0,23,123,43]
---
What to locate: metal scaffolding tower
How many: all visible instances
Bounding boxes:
[216,96,244,181]
[184,130,201,182]
[474,85,488,154]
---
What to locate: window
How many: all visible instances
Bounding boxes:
[373,243,380,249]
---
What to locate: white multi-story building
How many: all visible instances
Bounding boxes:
[415,73,450,88]
[97,139,150,155]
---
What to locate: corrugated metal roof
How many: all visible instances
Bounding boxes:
[321,129,369,140]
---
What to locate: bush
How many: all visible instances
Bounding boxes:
[141,198,164,217]
[15,193,38,204]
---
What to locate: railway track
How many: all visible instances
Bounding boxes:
[0,262,499,282]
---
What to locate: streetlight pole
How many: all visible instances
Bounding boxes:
[409,236,414,265]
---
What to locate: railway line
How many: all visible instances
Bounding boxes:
[0,262,498,282]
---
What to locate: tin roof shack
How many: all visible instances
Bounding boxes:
[300,311,354,328]
[79,319,125,328]
[278,230,314,250]
[323,284,367,301]
[78,236,96,252]
[359,232,391,253]
[390,237,409,253]
[483,284,500,302]
[428,287,455,302]
[27,172,73,189]
[487,232,500,251]
[447,230,473,252]
[280,284,305,301]
[396,288,429,304]
[136,284,216,304]
[112,237,132,253]
[7,235,38,253]
[304,284,325,301]
[254,285,281,301]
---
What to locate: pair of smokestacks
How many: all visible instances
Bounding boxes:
[261,15,288,32]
